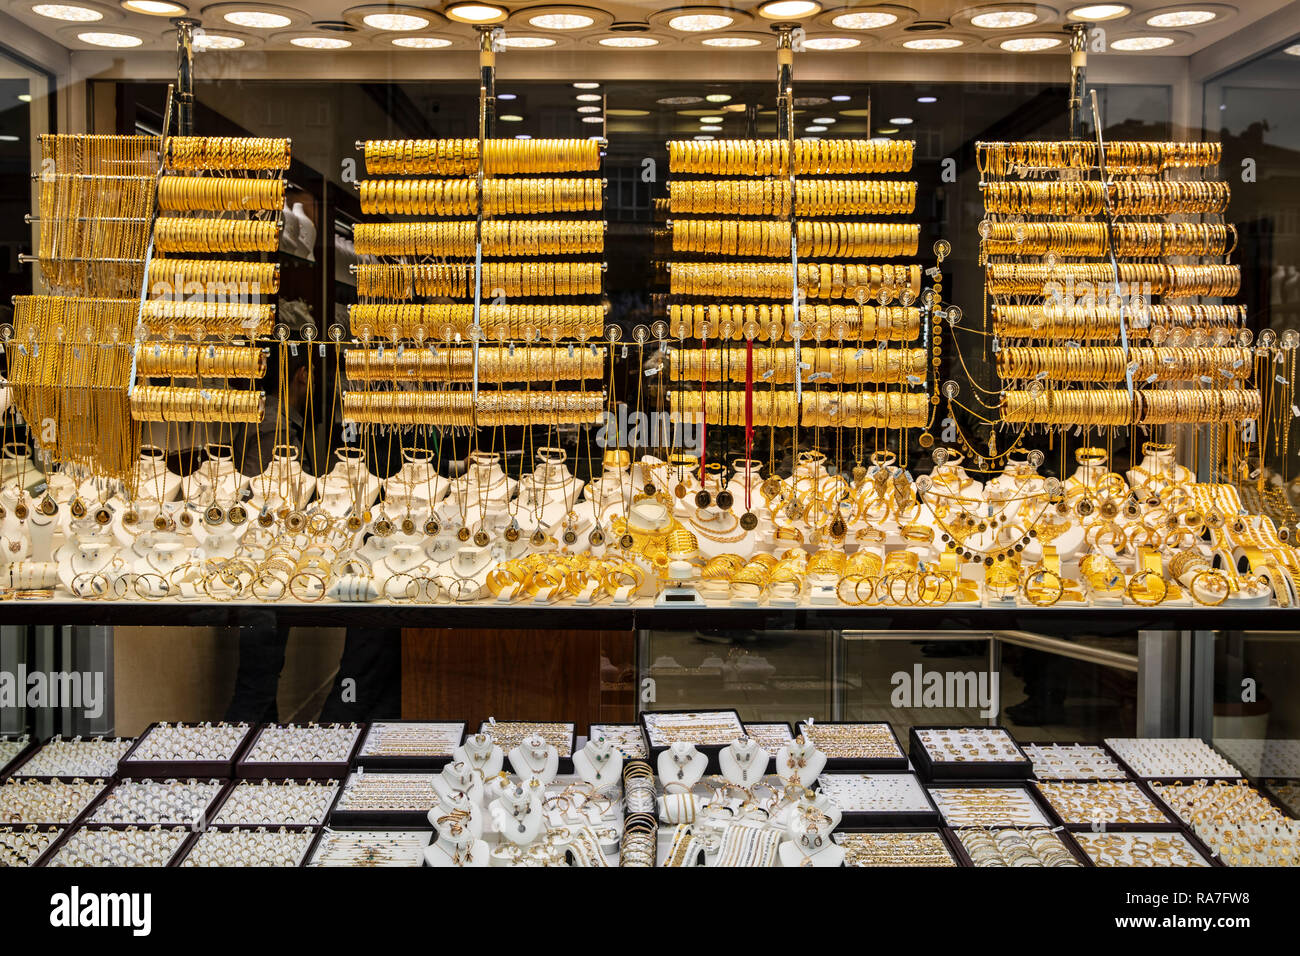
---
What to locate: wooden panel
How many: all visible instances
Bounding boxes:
[402,629,634,731]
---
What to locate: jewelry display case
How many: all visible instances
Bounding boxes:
[0,2,1296,884]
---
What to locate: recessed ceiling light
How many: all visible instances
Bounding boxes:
[1001,36,1061,50]
[832,11,896,29]
[759,0,821,19]
[1147,10,1216,26]
[121,1,186,14]
[694,135,714,140]
[581,115,603,124]
[499,35,555,47]
[445,3,506,24]
[576,93,602,101]
[529,12,594,29]
[194,32,245,50]
[393,35,452,47]
[658,95,703,104]
[917,95,938,103]
[1112,35,1175,49]
[78,30,143,46]
[223,10,291,28]
[599,35,658,46]
[669,13,733,31]
[0,135,20,142]
[889,116,913,124]
[574,82,600,89]
[971,10,1039,28]
[291,36,351,49]
[576,105,601,113]
[903,37,963,49]
[1067,4,1131,21]
[499,114,523,122]
[17,93,32,102]
[831,94,851,101]
[31,4,102,21]
[806,125,827,132]
[813,116,836,123]
[703,36,762,46]
[364,12,430,30]
[705,93,732,102]
[1285,43,1300,56]
[497,92,516,100]
[700,124,722,131]
[877,126,898,134]
[803,36,859,49]
[516,134,531,139]
[699,115,723,123]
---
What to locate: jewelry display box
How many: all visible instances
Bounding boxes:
[797,720,908,772]
[1102,737,1246,784]
[478,720,577,774]
[5,737,134,781]
[330,771,440,827]
[909,725,1033,782]
[0,736,37,781]
[355,721,467,770]
[816,772,942,828]
[835,829,961,867]
[587,723,649,761]
[118,722,256,779]
[640,709,745,773]
[235,724,364,780]
[945,825,1090,867]
[742,722,796,758]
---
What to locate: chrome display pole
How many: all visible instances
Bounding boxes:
[173,17,198,136]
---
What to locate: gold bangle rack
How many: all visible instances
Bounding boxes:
[976,137,1260,432]
[132,132,290,428]
[345,137,608,427]
[664,136,930,439]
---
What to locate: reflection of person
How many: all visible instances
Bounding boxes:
[237,347,310,478]
[225,347,307,723]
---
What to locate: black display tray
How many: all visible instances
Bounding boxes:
[300,825,435,868]
[5,736,134,782]
[1099,740,1247,785]
[640,709,744,774]
[926,780,1058,829]
[944,824,1093,867]
[117,722,256,779]
[355,720,467,771]
[0,824,64,867]
[479,720,578,775]
[204,777,343,828]
[78,777,232,829]
[1031,778,1183,832]
[235,723,364,780]
[0,738,37,781]
[1017,739,1134,782]
[328,770,438,828]
[174,824,322,868]
[797,720,909,772]
[909,725,1034,782]
[35,823,193,868]
[819,772,943,830]
[0,776,111,829]
[836,827,964,867]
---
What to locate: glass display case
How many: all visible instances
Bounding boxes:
[0,1,1297,888]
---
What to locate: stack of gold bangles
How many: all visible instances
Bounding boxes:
[165,136,291,171]
[348,302,604,341]
[667,303,920,341]
[359,177,601,215]
[341,390,605,426]
[129,385,265,422]
[344,345,605,382]
[976,140,1221,176]
[669,262,920,300]
[670,346,927,384]
[158,176,284,212]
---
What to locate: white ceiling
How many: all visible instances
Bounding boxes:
[3,0,1293,57]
